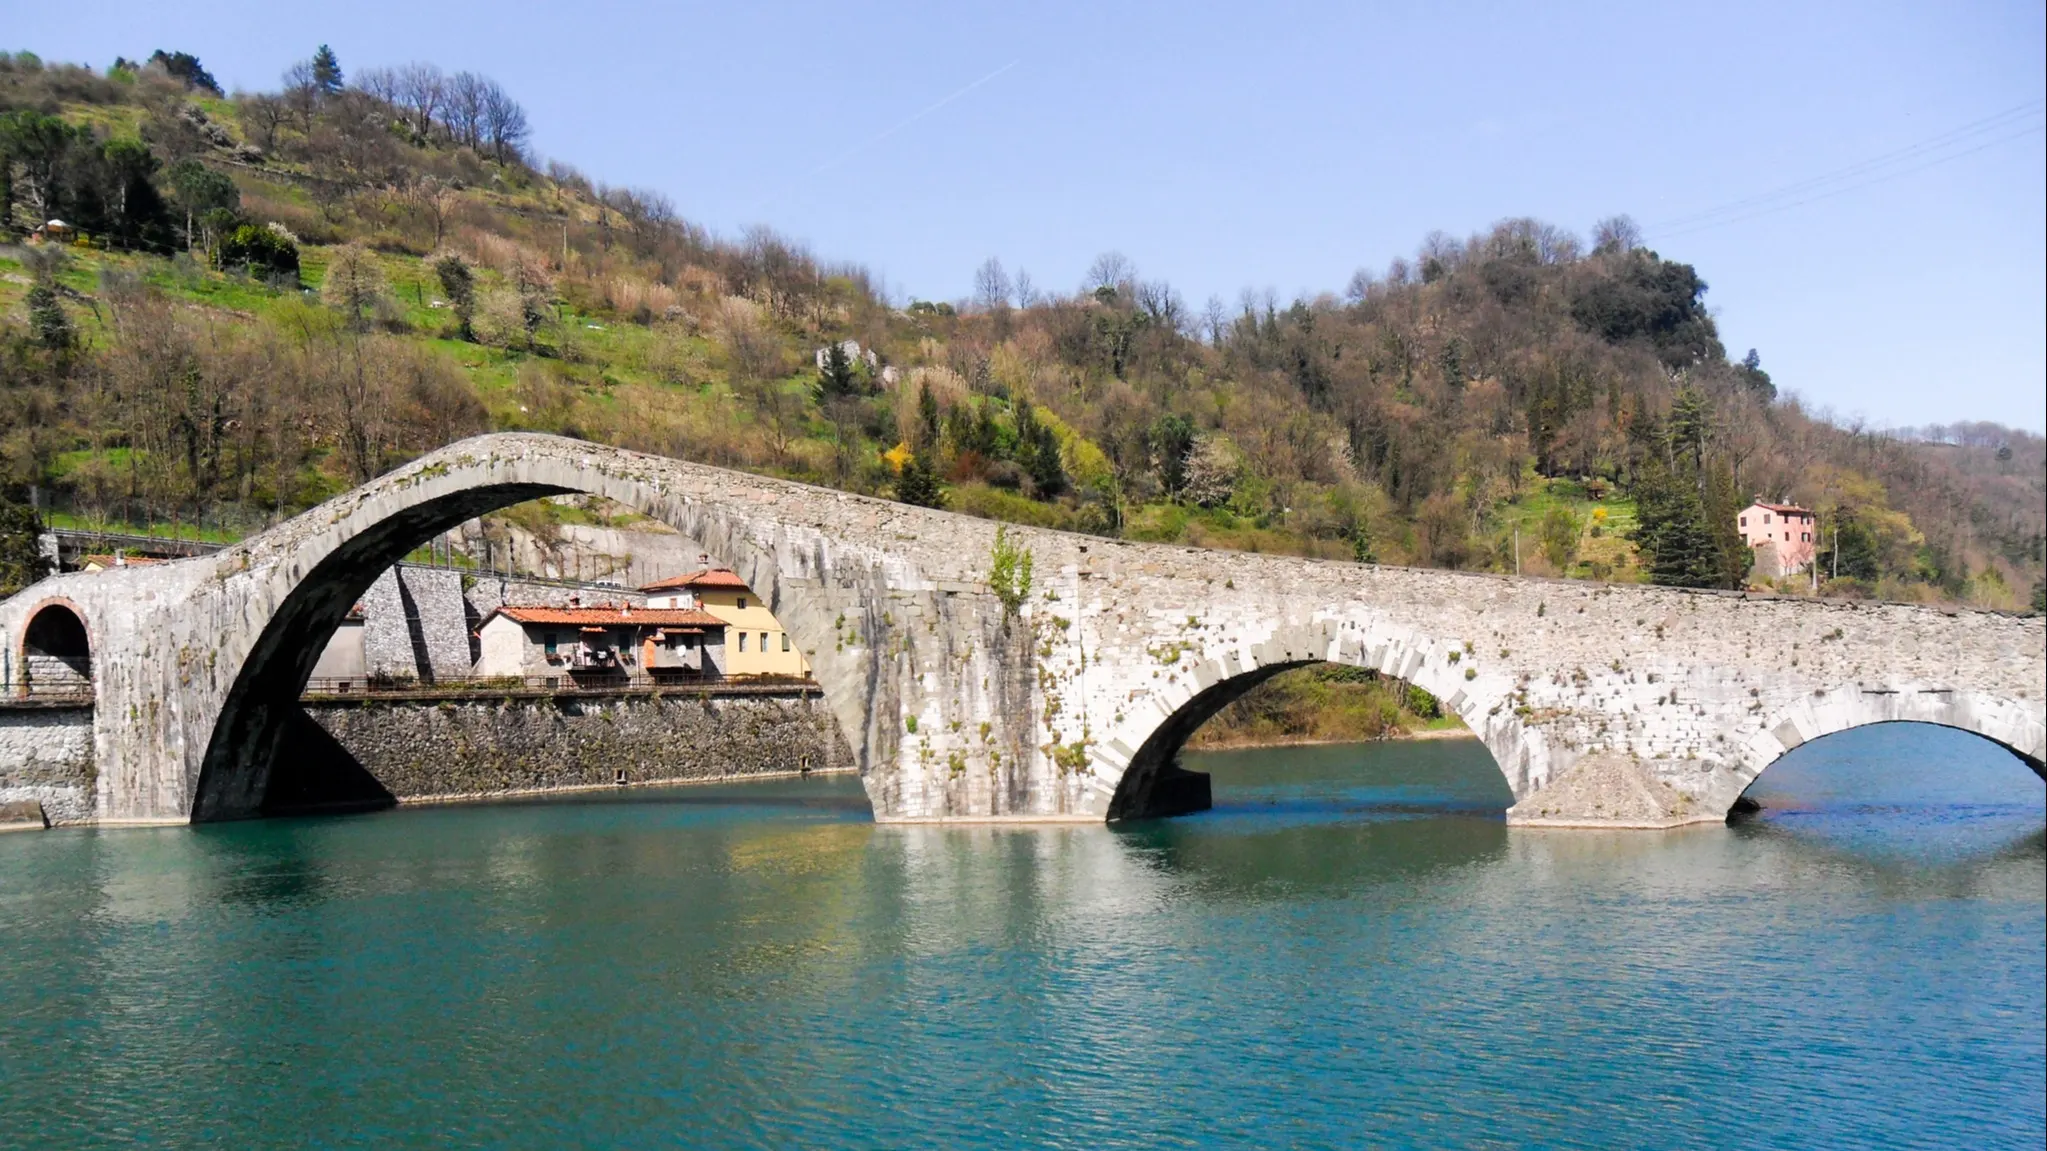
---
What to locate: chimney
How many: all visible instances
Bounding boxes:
[698,553,710,566]
[568,594,580,608]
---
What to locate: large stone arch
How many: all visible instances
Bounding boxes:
[1724,685,2047,816]
[191,447,858,822]
[1094,618,1534,820]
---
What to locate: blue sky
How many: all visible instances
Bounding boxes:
[19,2,2047,430]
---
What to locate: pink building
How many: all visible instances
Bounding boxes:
[1738,500,1816,578]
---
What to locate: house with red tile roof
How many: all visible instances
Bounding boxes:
[1738,500,1817,578]
[473,601,728,682]
[641,565,811,678]
[79,553,166,572]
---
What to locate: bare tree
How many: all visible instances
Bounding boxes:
[720,300,797,466]
[603,185,677,251]
[719,299,785,386]
[281,61,319,129]
[1344,268,1376,305]
[237,93,290,152]
[973,257,1011,311]
[320,243,387,332]
[1418,230,1461,279]
[411,176,457,248]
[443,71,487,149]
[1013,269,1037,308]
[1134,280,1184,330]
[1591,214,1641,254]
[353,65,400,103]
[479,80,529,164]
[392,62,445,137]
[1085,251,1135,295]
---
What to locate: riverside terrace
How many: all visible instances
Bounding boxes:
[0,433,2039,827]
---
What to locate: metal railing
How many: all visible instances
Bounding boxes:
[300,674,821,701]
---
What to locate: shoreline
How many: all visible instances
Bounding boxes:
[1188,727,1477,752]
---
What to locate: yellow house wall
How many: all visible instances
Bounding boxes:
[689,588,811,678]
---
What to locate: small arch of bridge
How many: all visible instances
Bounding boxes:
[17,597,93,699]
[1740,685,2047,800]
[1098,619,1535,820]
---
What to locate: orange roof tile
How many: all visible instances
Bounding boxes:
[640,567,751,593]
[490,605,728,628]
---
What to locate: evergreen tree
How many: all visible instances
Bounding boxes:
[0,111,82,224]
[145,50,222,95]
[1702,459,1752,588]
[1349,521,1377,564]
[1148,413,1194,497]
[1666,384,1710,473]
[1737,348,1776,400]
[166,159,239,253]
[1014,402,1064,496]
[1632,460,1719,588]
[814,341,858,402]
[893,452,944,508]
[25,282,70,351]
[311,45,344,96]
[915,381,940,451]
[0,496,50,596]
[433,253,475,340]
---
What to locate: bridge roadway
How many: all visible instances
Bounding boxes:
[1,433,2039,827]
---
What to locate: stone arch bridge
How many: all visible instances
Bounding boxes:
[2,433,2039,828]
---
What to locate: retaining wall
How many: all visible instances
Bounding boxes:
[0,706,95,824]
[304,690,854,800]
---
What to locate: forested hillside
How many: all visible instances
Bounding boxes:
[2,46,2041,610]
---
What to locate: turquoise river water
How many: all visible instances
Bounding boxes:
[1,724,2041,1149]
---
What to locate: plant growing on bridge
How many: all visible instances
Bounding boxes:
[988,525,1033,621]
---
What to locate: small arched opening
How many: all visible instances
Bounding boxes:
[1732,721,2045,845]
[20,602,92,697]
[1108,661,1511,822]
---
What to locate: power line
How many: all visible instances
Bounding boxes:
[1654,121,2043,240]
[1644,100,2044,237]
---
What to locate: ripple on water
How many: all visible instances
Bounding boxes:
[0,732,2039,1150]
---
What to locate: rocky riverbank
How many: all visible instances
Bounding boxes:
[1189,726,1476,751]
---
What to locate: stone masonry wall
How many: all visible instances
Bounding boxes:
[0,706,95,823]
[306,690,853,800]
[363,565,654,680]
[362,567,473,681]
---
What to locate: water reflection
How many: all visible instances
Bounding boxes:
[0,729,2038,1150]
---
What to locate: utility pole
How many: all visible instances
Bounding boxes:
[1513,525,1520,576]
